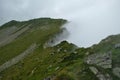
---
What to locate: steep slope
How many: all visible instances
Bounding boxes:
[0,18,120,80]
[0,18,67,68]
[90,34,120,80]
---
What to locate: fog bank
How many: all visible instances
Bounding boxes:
[0,0,120,47]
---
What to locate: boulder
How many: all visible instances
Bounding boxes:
[113,67,120,78]
[115,43,120,48]
[89,67,98,75]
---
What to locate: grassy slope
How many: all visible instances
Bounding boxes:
[0,18,66,65]
[89,34,120,80]
[0,19,97,80]
[91,34,120,66]
[0,18,120,80]
[0,41,97,80]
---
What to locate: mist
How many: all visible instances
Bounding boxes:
[0,0,120,47]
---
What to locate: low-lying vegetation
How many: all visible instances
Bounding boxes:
[0,18,120,80]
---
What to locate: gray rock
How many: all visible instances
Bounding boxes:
[97,73,106,80]
[115,43,120,48]
[89,66,111,80]
[86,52,112,69]
[64,49,67,52]
[113,67,120,78]
[89,67,98,75]
[44,77,51,80]
[50,53,54,55]
[55,67,60,71]
[74,51,77,54]
[85,52,89,55]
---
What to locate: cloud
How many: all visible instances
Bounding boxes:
[0,0,120,47]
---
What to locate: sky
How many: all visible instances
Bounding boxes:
[0,0,120,47]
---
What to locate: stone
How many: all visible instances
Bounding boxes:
[64,50,67,52]
[74,51,77,54]
[115,43,120,48]
[97,74,106,80]
[89,67,98,75]
[44,77,51,80]
[57,48,61,52]
[86,52,112,69]
[55,67,60,71]
[102,65,112,69]
[30,67,37,76]
[48,65,52,69]
[85,52,89,55]
[50,53,54,55]
[113,67,120,78]
[105,74,112,80]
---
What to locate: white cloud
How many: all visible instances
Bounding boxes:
[0,0,120,47]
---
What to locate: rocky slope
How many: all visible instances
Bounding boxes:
[0,18,120,80]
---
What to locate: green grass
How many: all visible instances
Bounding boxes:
[0,18,66,65]
[0,41,98,80]
[0,18,120,80]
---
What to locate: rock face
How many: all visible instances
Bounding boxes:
[86,52,112,69]
[113,67,120,78]
[115,43,120,48]
[44,75,56,80]
[89,66,112,80]
[89,67,98,75]
[44,77,51,80]
[0,43,37,72]
[85,52,112,80]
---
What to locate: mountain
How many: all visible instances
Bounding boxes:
[0,18,120,80]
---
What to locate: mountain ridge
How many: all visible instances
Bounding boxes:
[0,18,120,80]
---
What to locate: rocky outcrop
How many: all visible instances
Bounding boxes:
[0,43,37,73]
[113,67,120,78]
[115,43,120,48]
[89,67,112,80]
[44,75,56,80]
[85,52,112,80]
[89,67,98,75]
[86,52,112,69]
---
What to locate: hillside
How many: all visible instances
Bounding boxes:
[0,18,120,80]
